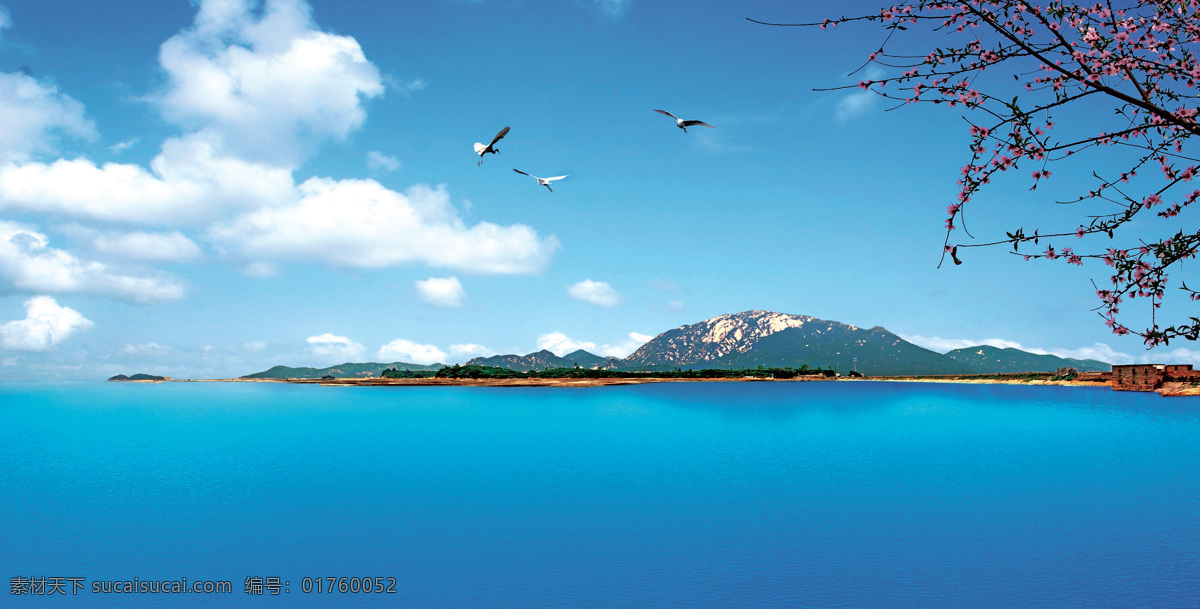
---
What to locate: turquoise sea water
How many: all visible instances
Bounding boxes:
[2,380,1198,608]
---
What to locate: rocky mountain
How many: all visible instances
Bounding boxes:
[466,349,616,372]
[242,361,443,379]
[622,310,975,376]
[943,345,1110,373]
[238,311,1114,379]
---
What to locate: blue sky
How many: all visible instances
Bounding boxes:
[0,0,1196,380]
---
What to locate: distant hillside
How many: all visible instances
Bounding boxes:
[108,373,169,381]
[242,362,443,379]
[622,310,973,376]
[465,349,599,372]
[943,346,1110,373]
[238,313,1112,380]
[562,349,622,369]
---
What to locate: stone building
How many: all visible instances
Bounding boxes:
[1111,364,1200,391]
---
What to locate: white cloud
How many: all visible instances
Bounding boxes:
[209,180,558,273]
[835,67,884,123]
[0,221,187,302]
[593,0,630,17]
[0,132,296,225]
[449,343,491,361]
[1157,347,1200,366]
[0,296,93,351]
[367,150,400,172]
[378,338,446,365]
[239,261,278,277]
[835,90,877,122]
[0,0,558,295]
[83,228,202,262]
[109,138,139,154]
[598,331,653,358]
[1056,343,1135,365]
[664,300,684,313]
[568,279,620,307]
[650,278,686,294]
[156,0,384,166]
[0,7,11,37]
[306,332,363,361]
[536,330,652,358]
[0,71,96,164]
[415,276,465,308]
[123,342,172,356]
[537,332,597,356]
[244,341,266,351]
[391,77,426,97]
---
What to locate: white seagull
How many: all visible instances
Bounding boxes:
[653,109,714,133]
[474,126,510,165]
[513,169,568,192]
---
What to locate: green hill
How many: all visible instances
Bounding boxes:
[242,361,444,379]
[943,346,1110,373]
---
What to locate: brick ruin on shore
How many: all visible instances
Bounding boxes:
[1111,364,1200,391]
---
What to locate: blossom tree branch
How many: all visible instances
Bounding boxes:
[752,1,1200,346]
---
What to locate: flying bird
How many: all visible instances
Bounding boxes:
[513,169,568,192]
[653,109,714,133]
[474,126,510,165]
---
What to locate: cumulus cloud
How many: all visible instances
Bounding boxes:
[209,180,558,273]
[536,330,652,358]
[568,279,620,307]
[0,296,93,351]
[1156,348,1200,366]
[537,332,597,356]
[0,221,187,302]
[0,0,558,303]
[1055,343,1135,365]
[0,132,296,225]
[306,332,363,361]
[449,343,491,361]
[598,332,653,358]
[367,151,400,172]
[71,227,202,262]
[415,276,465,307]
[156,0,384,166]
[378,338,446,365]
[0,71,96,164]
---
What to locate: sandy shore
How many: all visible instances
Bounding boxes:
[858,376,1111,388]
[173,376,835,387]
[161,374,1200,396]
[171,375,1110,388]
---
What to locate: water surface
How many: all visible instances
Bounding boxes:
[2,381,1197,607]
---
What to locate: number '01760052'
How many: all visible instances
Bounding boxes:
[300,577,396,593]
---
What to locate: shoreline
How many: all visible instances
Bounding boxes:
[166,374,1125,390]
